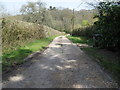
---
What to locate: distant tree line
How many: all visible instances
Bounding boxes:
[19,1,96,33]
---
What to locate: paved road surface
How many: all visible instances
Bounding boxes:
[3,36,118,88]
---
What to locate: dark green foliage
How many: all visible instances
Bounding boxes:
[94,2,120,49]
[49,6,56,10]
[72,25,95,38]
[72,1,120,50]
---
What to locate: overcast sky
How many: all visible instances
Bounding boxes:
[0,0,102,15]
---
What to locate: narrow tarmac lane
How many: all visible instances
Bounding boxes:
[3,36,118,88]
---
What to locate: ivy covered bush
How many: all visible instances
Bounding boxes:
[94,2,120,49]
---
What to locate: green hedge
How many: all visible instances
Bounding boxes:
[2,18,64,53]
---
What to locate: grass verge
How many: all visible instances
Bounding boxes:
[66,35,93,45]
[67,35,120,84]
[2,36,57,71]
[81,47,120,82]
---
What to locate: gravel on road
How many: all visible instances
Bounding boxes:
[2,36,118,88]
